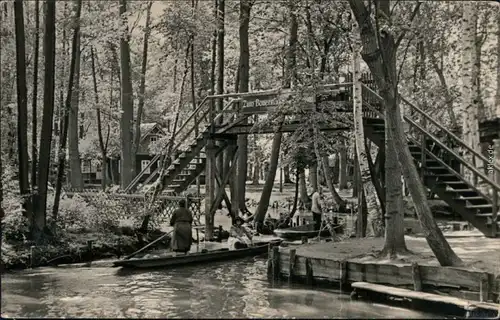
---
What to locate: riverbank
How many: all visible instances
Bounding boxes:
[269,235,500,305]
[0,228,170,272]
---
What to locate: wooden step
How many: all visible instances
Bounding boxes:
[454,197,489,206]
[466,204,493,211]
[426,166,449,173]
[475,213,497,218]
[440,180,468,186]
[444,189,479,197]
[432,174,461,181]
[459,196,486,201]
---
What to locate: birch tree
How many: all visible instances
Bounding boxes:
[461,2,481,184]
[352,21,383,237]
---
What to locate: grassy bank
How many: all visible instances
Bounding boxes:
[0,193,168,272]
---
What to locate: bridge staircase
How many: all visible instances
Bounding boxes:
[361,84,500,238]
[124,97,241,194]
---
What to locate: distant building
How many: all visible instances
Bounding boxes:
[82,122,166,186]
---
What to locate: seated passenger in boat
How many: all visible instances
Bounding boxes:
[170,199,193,254]
[228,217,253,250]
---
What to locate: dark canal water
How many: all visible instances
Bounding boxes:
[1,258,437,318]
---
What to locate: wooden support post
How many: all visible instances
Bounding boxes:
[228,142,239,221]
[288,248,296,284]
[411,262,422,291]
[340,260,348,287]
[305,257,313,285]
[205,139,216,240]
[209,148,239,218]
[213,163,234,214]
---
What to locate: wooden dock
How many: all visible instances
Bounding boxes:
[266,237,500,316]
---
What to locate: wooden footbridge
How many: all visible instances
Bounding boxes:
[123,75,500,238]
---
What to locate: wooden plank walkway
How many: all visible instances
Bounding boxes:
[267,236,500,304]
[351,282,500,319]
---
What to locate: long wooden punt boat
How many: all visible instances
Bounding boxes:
[113,240,281,269]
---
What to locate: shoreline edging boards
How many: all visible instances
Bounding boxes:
[266,243,500,304]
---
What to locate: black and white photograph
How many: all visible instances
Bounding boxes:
[1,0,499,318]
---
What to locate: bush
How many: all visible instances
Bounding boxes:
[46,193,99,232]
[1,205,29,242]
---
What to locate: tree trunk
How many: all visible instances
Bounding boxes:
[52,0,82,222]
[35,0,57,237]
[14,0,31,219]
[352,151,358,197]
[473,13,485,122]
[118,0,135,189]
[216,0,225,200]
[339,142,348,189]
[461,2,481,185]
[236,0,252,214]
[283,165,292,183]
[190,0,200,195]
[380,105,406,256]
[348,0,463,266]
[132,1,152,172]
[298,169,309,204]
[289,167,299,217]
[309,162,318,192]
[68,28,83,190]
[253,126,283,225]
[332,154,340,184]
[252,147,260,185]
[0,6,4,216]
[91,47,109,191]
[321,154,346,210]
[54,3,69,169]
[31,0,40,191]
[496,11,500,110]
[352,22,383,237]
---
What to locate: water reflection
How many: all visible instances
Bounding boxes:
[2,258,437,318]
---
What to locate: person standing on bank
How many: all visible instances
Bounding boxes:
[170,199,193,254]
[311,187,323,230]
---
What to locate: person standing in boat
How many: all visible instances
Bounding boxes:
[228,217,253,250]
[170,199,193,254]
[311,187,323,230]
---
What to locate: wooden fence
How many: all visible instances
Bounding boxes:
[64,190,203,227]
